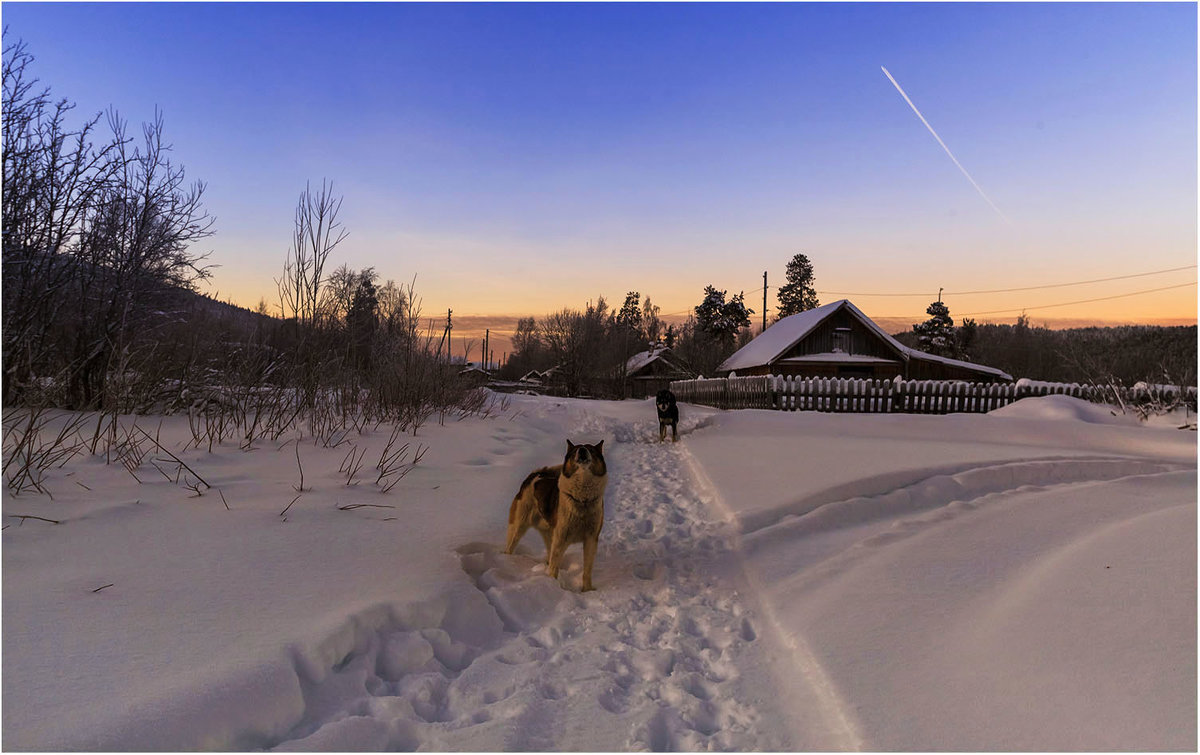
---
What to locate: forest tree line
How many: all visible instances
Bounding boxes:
[496,287,755,396]
[2,36,484,424]
[893,316,1197,388]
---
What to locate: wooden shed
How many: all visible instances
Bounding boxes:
[623,346,695,398]
[718,299,1011,383]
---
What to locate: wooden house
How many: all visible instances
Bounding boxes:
[457,364,491,386]
[623,346,695,398]
[718,299,1011,383]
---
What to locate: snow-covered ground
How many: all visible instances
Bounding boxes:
[3,393,1195,750]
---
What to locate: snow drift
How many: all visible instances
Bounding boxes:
[2,394,1194,750]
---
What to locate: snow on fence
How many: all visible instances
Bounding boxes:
[668,375,1198,415]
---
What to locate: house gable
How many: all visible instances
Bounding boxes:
[717,298,1012,382]
[776,302,907,363]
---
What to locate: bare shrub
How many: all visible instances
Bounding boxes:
[375,430,427,494]
[3,408,88,496]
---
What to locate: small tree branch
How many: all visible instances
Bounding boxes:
[280,493,302,517]
[9,514,60,525]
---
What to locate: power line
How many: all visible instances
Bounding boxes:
[669,264,1194,315]
[955,281,1196,317]
[815,265,1196,298]
[465,269,1196,322]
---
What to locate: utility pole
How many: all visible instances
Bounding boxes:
[438,308,452,362]
[762,271,768,332]
[484,329,490,371]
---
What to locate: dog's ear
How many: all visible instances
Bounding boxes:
[595,440,603,453]
[566,439,575,452]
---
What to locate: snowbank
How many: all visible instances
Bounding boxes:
[3,393,1194,750]
[683,395,1196,750]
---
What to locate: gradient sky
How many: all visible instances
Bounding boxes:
[4,2,1196,352]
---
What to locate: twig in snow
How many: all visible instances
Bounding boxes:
[340,445,366,486]
[9,514,60,525]
[337,503,396,510]
[135,427,210,490]
[292,441,306,492]
[92,583,114,593]
[280,493,302,517]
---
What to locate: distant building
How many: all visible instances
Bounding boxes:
[718,299,1011,383]
[624,345,695,398]
[458,364,491,386]
[518,370,546,386]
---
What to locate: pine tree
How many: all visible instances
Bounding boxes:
[775,253,820,318]
[616,291,643,335]
[912,298,958,358]
[346,269,380,369]
[695,286,753,344]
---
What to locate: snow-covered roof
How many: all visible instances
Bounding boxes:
[625,347,662,374]
[718,299,1012,380]
[906,349,1012,380]
[719,300,907,373]
[625,345,683,375]
[776,353,902,365]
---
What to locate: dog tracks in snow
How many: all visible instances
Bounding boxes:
[266,411,804,751]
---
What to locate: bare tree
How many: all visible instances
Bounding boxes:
[3,34,214,409]
[539,298,613,396]
[376,278,406,334]
[2,36,118,404]
[276,179,347,327]
[321,263,358,324]
[65,109,214,408]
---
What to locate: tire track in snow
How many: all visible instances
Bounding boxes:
[267,409,804,751]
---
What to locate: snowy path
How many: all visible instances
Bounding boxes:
[267,409,815,751]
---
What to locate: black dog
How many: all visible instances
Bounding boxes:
[655,389,679,442]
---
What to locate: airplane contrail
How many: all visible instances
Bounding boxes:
[881,65,1013,227]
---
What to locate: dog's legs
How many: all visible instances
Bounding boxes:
[546,532,568,581]
[672,422,678,442]
[659,422,666,442]
[539,529,553,565]
[503,520,529,555]
[581,535,598,592]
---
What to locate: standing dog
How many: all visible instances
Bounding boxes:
[656,389,679,442]
[504,440,607,591]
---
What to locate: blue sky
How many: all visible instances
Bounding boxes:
[4,2,1196,343]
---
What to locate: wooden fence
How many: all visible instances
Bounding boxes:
[669,375,1197,415]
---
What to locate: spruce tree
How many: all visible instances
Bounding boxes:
[776,253,820,318]
[913,298,958,358]
[616,292,643,335]
[695,286,753,344]
[346,270,380,369]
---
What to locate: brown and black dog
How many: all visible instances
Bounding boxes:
[504,440,607,591]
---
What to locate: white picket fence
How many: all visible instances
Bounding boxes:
[669,375,1197,415]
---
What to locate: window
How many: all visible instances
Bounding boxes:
[832,327,852,354]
